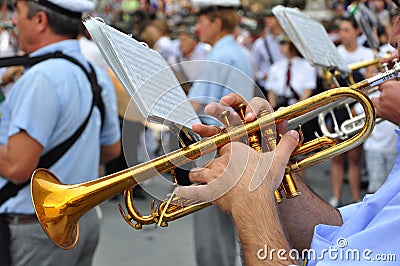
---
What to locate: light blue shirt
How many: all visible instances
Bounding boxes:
[307,130,400,265]
[0,40,120,214]
[188,35,254,116]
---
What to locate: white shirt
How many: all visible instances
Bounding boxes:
[354,91,398,153]
[154,36,173,60]
[79,36,109,70]
[168,41,210,81]
[265,56,316,99]
[337,44,375,75]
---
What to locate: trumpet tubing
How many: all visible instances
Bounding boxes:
[317,59,400,140]
[323,54,392,86]
[31,84,377,250]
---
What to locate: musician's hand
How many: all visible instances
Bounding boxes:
[372,80,400,125]
[192,94,282,138]
[174,130,299,214]
[380,50,398,66]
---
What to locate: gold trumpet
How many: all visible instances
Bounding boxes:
[323,54,392,86]
[31,60,399,251]
[31,86,375,250]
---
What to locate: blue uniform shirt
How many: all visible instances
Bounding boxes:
[307,130,400,265]
[188,35,254,107]
[0,40,120,214]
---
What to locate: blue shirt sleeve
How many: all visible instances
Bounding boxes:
[4,70,59,148]
[307,157,400,266]
[338,201,363,223]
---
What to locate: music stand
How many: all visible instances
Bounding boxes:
[272,5,350,75]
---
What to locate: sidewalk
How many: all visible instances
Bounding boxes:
[92,161,365,266]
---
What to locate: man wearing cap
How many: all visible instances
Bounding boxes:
[187,1,254,265]
[250,8,284,97]
[0,0,121,265]
[188,0,254,116]
[167,23,210,94]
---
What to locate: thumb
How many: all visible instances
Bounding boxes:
[174,184,210,202]
[274,130,299,170]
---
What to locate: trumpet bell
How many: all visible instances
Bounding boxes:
[31,168,79,250]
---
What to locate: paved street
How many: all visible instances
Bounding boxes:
[92,160,367,266]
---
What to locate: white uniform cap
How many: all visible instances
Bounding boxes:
[34,0,95,17]
[192,0,240,8]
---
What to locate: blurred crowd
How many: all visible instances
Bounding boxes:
[0,0,398,209]
[0,1,398,265]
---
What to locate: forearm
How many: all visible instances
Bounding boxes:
[0,148,35,183]
[0,132,42,183]
[278,176,343,251]
[232,191,297,265]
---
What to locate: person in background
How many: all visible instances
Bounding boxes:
[251,9,284,97]
[140,18,173,60]
[0,1,121,265]
[329,14,376,208]
[357,92,398,193]
[0,65,24,118]
[78,24,109,71]
[353,64,398,193]
[167,22,210,94]
[0,21,21,120]
[106,68,147,199]
[187,1,254,265]
[265,35,316,109]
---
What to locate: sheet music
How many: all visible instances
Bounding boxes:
[83,17,201,129]
[273,6,350,75]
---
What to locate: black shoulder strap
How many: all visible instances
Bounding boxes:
[0,52,105,122]
[0,52,105,206]
[263,36,274,66]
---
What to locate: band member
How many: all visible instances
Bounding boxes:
[175,1,400,264]
[251,9,284,97]
[187,0,254,265]
[330,15,376,208]
[0,1,120,265]
[266,35,316,109]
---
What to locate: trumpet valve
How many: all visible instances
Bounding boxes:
[382,62,389,72]
[234,103,246,122]
[258,108,277,151]
[274,185,284,203]
[219,110,232,129]
[281,173,301,199]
